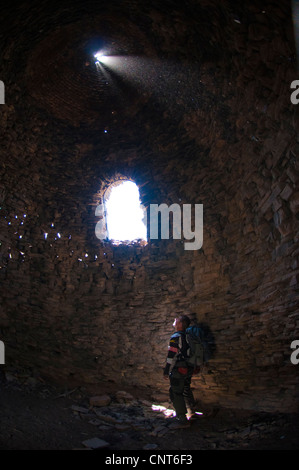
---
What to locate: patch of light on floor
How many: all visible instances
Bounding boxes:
[151,403,203,420]
[151,404,176,417]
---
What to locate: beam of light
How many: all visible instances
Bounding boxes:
[104,181,147,243]
[94,55,159,81]
[95,59,111,80]
[93,51,116,66]
[93,54,191,103]
[93,52,210,113]
[97,55,114,65]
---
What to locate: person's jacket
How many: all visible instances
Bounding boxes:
[163,330,189,376]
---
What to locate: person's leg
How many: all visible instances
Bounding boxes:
[183,376,195,417]
[169,375,188,421]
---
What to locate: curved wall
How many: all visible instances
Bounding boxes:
[0,0,298,411]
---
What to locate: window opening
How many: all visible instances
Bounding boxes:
[104,180,147,244]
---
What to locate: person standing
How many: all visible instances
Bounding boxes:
[163,315,195,429]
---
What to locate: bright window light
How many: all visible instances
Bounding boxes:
[93,51,112,66]
[94,51,104,62]
[105,181,147,243]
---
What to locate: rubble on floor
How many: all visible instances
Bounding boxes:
[0,369,298,450]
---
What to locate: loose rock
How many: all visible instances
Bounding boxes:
[82,437,110,449]
[89,395,111,407]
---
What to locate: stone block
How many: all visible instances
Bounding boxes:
[89,395,111,407]
[82,437,110,449]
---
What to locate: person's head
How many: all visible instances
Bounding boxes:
[173,315,191,331]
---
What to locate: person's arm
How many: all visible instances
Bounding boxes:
[163,334,180,377]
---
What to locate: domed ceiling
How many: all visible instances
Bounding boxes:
[2,0,239,129]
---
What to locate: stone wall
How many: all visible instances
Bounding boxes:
[0,0,298,412]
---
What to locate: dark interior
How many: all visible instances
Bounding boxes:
[0,0,298,451]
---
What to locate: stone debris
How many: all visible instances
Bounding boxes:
[93,410,122,425]
[67,388,176,447]
[143,443,158,450]
[115,423,131,432]
[150,424,169,437]
[1,371,297,450]
[151,393,169,403]
[115,391,135,403]
[89,395,111,407]
[88,418,103,426]
[71,405,90,414]
[81,437,110,449]
[72,389,296,450]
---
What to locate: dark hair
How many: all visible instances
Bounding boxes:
[177,315,191,330]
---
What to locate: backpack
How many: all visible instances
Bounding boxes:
[185,325,211,371]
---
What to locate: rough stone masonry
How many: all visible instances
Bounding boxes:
[0,0,298,414]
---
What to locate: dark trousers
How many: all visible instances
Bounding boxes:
[169,370,195,419]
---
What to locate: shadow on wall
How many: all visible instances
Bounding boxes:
[189,317,217,363]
